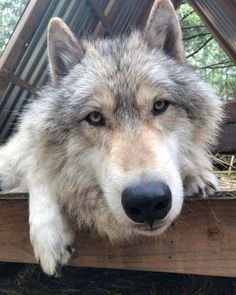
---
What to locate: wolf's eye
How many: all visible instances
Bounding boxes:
[153,100,169,115]
[85,111,105,126]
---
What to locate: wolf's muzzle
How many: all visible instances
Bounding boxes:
[121,181,172,227]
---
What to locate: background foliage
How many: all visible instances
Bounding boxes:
[0,0,29,54]
[178,3,236,99]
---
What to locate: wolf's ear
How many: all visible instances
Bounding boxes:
[145,0,185,63]
[47,17,83,82]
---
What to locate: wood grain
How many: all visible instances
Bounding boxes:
[1,195,236,277]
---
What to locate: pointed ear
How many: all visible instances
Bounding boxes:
[145,0,185,63]
[47,17,83,83]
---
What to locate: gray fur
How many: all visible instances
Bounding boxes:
[0,0,222,276]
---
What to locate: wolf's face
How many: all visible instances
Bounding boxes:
[36,0,221,240]
[61,35,184,237]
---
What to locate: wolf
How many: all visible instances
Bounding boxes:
[0,0,222,276]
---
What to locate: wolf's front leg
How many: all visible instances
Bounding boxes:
[28,171,74,276]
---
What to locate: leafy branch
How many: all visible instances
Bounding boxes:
[182,25,206,30]
[180,10,195,22]
[198,63,235,70]
[186,37,213,58]
[183,32,211,41]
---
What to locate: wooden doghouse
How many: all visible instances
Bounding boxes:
[0,0,236,278]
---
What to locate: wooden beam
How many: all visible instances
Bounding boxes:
[217,124,236,154]
[1,192,236,277]
[171,0,184,10]
[186,0,236,64]
[0,0,50,96]
[92,0,116,37]
[217,100,236,154]
[137,0,155,30]
[87,0,114,33]
[0,68,35,94]
[223,100,236,124]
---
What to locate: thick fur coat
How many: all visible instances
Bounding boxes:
[0,0,222,276]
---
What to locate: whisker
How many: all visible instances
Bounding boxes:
[97,205,109,210]
[99,208,109,216]
[85,197,101,201]
[206,199,222,224]
[183,202,194,212]
[187,198,203,208]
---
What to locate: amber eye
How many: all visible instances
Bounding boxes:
[153,100,169,116]
[85,111,105,126]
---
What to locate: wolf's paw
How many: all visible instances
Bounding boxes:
[30,224,74,277]
[184,171,217,198]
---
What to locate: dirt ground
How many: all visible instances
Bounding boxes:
[0,262,236,295]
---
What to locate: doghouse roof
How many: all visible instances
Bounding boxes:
[0,0,235,143]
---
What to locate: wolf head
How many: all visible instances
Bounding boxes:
[35,0,221,240]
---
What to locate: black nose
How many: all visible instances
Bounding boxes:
[121,181,172,226]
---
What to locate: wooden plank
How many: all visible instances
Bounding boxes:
[217,124,236,154]
[217,100,236,154]
[1,193,236,277]
[224,100,236,124]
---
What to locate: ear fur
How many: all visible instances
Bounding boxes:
[47,17,83,83]
[145,0,185,63]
